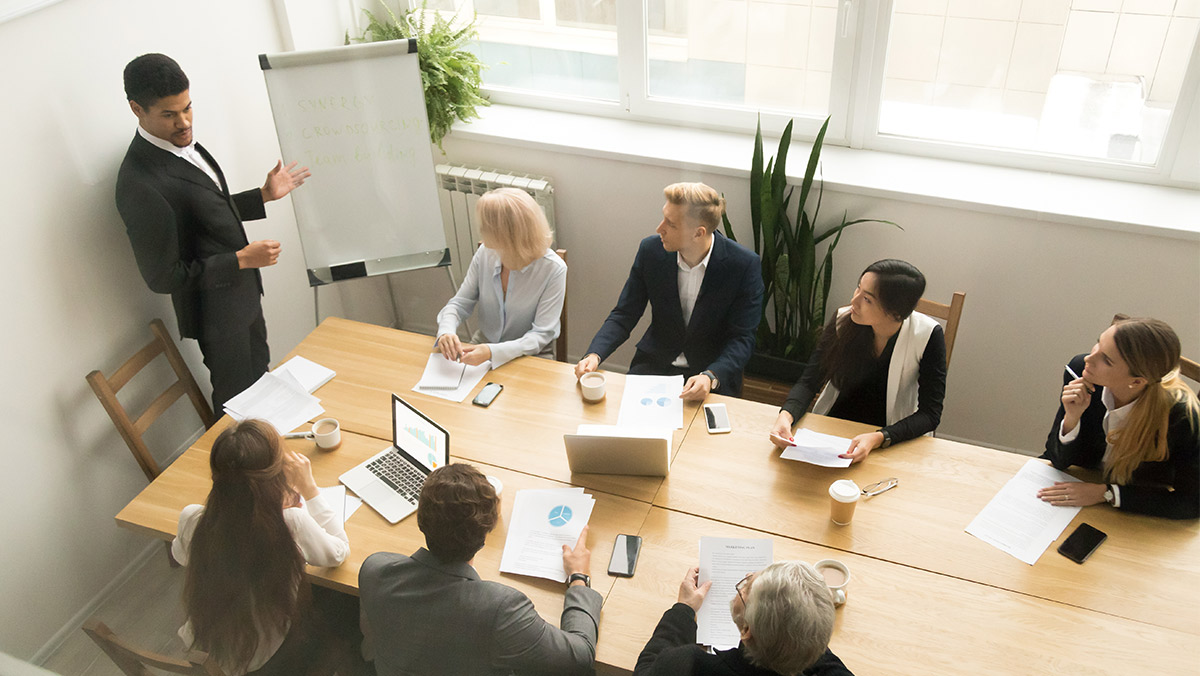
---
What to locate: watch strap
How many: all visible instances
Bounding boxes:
[701,370,719,390]
[567,572,591,588]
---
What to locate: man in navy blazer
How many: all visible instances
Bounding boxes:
[576,183,763,399]
[115,54,308,411]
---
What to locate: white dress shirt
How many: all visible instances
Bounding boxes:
[436,246,567,368]
[1059,387,1129,506]
[137,125,222,188]
[671,241,713,369]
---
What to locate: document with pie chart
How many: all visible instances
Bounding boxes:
[500,487,596,582]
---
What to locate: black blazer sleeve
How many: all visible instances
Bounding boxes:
[882,324,946,443]
[633,603,701,676]
[703,245,764,391]
[1041,354,1109,470]
[116,177,241,295]
[782,318,837,420]
[586,240,652,362]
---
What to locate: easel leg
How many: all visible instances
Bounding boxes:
[313,285,320,328]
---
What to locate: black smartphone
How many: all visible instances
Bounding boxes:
[1057,523,1107,564]
[472,382,503,407]
[607,534,643,577]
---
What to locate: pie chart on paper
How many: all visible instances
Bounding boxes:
[547,505,573,527]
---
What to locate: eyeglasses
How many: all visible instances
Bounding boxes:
[735,573,753,605]
[861,477,899,498]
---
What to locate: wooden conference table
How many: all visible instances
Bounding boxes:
[116,318,1199,675]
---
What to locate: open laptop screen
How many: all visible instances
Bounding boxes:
[392,394,449,473]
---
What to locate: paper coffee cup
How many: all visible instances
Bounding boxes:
[580,372,606,402]
[829,479,860,525]
[312,418,341,451]
[814,559,851,606]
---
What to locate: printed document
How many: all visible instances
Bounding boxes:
[779,428,854,467]
[413,353,490,403]
[318,485,363,524]
[273,356,336,393]
[697,536,774,649]
[965,459,1081,565]
[618,374,684,429]
[223,372,324,435]
[500,488,595,582]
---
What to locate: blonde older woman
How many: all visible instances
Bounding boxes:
[435,188,566,367]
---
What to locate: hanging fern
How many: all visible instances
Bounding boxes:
[349,2,489,150]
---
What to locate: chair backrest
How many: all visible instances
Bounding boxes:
[86,319,216,482]
[82,619,226,676]
[555,248,568,363]
[1111,313,1200,386]
[914,292,966,369]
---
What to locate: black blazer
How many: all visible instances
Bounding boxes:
[585,234,763,395]
[634,603,853,676]
[1041,354,1200,519]
[115,133,266,341]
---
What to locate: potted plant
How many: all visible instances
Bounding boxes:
[349,2,489,149]
[722,116,900,382]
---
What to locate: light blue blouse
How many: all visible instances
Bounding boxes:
[435,246,567,367]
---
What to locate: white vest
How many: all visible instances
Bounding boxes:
[813,308,938,426]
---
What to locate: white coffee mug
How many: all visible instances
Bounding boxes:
[312,418,341,450]
[580,372,606,402]
[814,559,851,606]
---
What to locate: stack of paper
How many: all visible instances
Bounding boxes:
[697,536,774,649]
[413,353,491,403]
[223,371,324,435]
[965,459,1081,565]
[617,374,684,429]
[499,487,595,582]
[273,355,336,393]
[779,428,854,468]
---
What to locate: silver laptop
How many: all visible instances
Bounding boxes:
[563,425,671,476]
[340,394,449,523]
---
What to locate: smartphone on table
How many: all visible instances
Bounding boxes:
[1057,523,1106,564]
[704,403,731,434]
[473,382,503,407]
[608,534,643,577]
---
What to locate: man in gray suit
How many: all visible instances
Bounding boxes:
[359,463,601,676]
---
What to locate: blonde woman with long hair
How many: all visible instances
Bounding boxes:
[435,188,566,367]
[1039,318,1199,519]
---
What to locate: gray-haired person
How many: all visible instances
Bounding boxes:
[634,562,853,676]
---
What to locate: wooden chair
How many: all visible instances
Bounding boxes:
[82,619,226,676]
[87,318,216,482]
[1111,313,1199,384]
[555,248,568,362]
[915,291,967,369]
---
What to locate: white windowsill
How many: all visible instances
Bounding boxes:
[449,105,1200,241]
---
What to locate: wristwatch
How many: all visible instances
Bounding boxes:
[878,428,893,449]
[1104,485,1115,505]
[567,573,591,588]
[700,370,719,391]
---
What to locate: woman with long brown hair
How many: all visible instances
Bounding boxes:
[768,259,946,463]
[171,419,350,674]
[1039,318,1199,519]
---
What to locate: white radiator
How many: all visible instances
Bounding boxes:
[435,164,556,286]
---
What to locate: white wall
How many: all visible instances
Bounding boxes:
[0,0,321,660]
[430,134,1200,454]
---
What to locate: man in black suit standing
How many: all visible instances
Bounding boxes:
[575,182,763,400]
[116,54,308,412]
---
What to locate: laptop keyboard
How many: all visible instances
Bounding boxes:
[365,451,424,503]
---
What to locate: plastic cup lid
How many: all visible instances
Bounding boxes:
[829,479,860,501]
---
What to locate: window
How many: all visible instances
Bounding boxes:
[410,0,1200,185]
